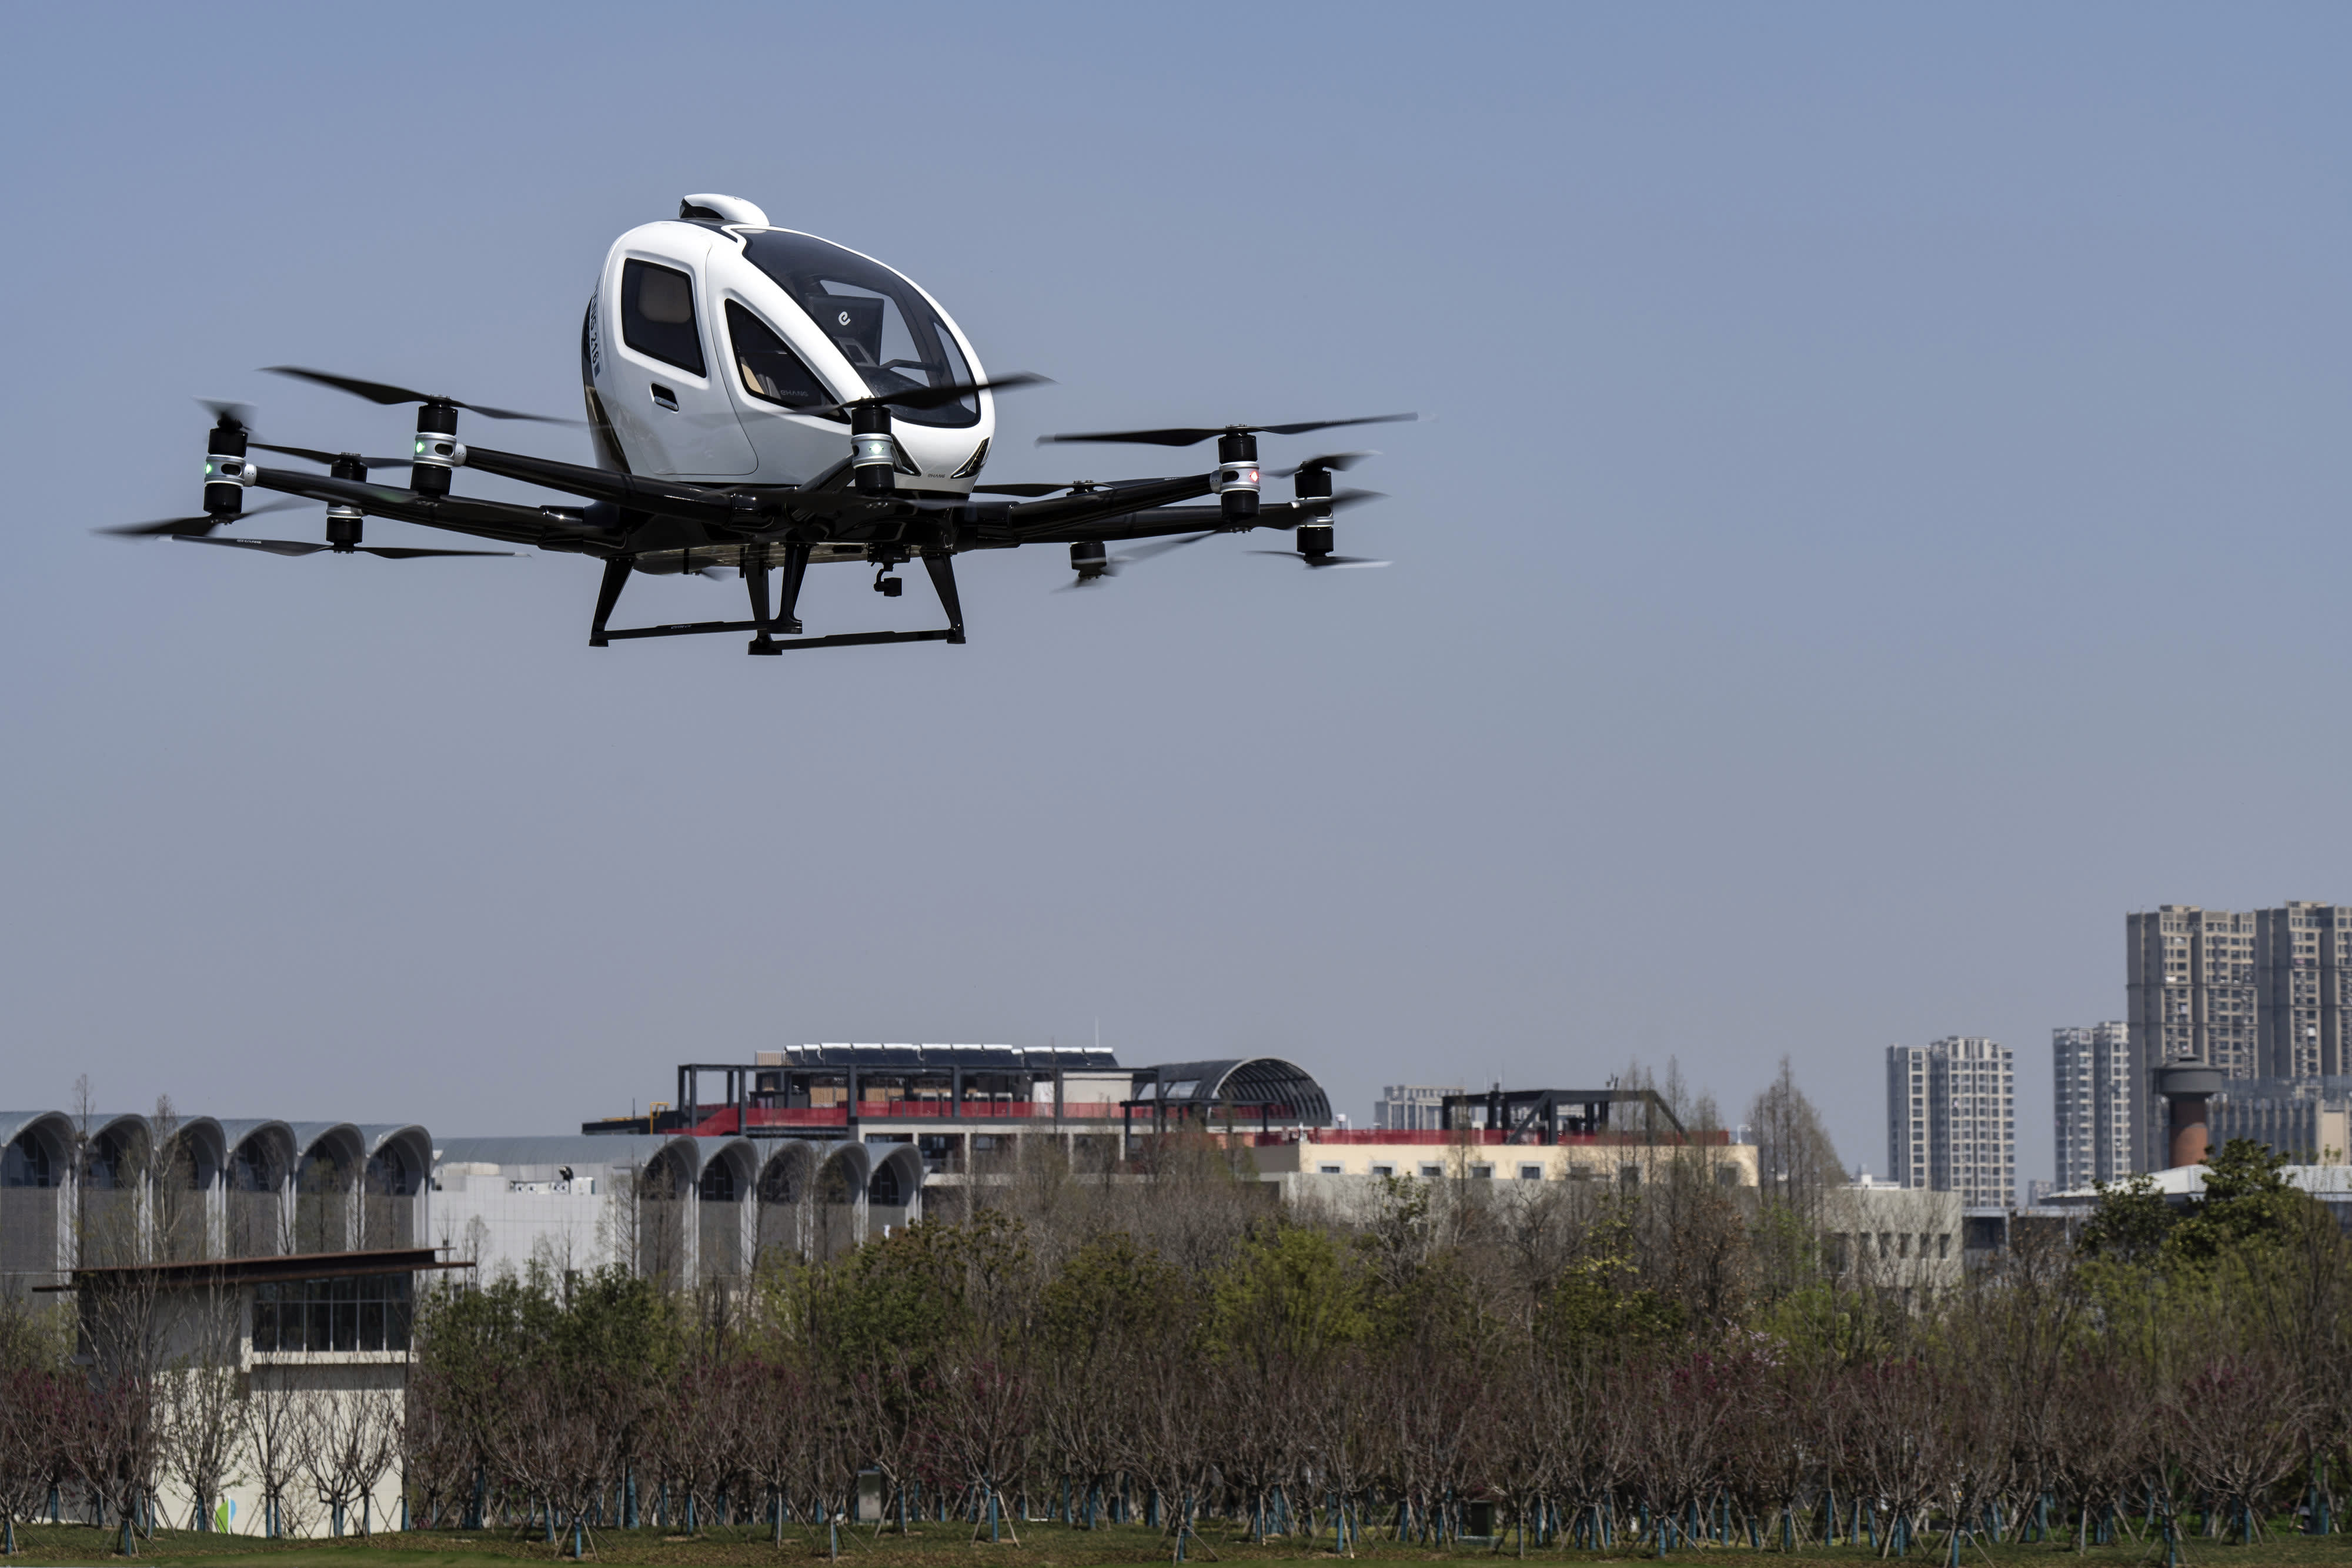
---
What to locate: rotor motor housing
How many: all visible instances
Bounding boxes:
[411,403,460,497]
[326,455,368,550]
[1294,462,1335,558]
[851,404,896,496]
[203,421,248,517]
[1213,430,1261,524]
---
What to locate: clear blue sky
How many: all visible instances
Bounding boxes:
[5,4,2349,1190]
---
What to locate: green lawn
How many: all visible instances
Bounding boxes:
[9,1522,2351,1568]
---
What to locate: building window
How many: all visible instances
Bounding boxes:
[1371,1164,1395,1178]
[1418,1164,1442,1179]
[1317,1164,1344,1176]
[1518,1164,1544,1181]
[1471,1164,1494,1180]
[252,1273,412,1355]
[1,1134,52,1188]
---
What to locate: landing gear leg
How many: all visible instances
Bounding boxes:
[589,556,633,647]
[776,542,809,636]
[745,549,780,656]
[921,549,967,645]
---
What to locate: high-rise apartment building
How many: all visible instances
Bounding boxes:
[1886,1047,1927,1188]
[1927,1037,2015,1206]
[1885,1038,2015,1206]
[2127,907,2256,1169]
[2052,1022,2130,1192]
[2256,903,2352,1080]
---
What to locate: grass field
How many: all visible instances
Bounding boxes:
[5,1520,2350,1568]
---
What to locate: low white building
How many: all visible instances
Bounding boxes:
[430,1133,926,1282]
[1823,1178,1963,1299]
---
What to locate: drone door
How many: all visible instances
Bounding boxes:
[604,256,757,478]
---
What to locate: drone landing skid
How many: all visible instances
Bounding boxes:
[600,623,960,651]
[587,545,968,655]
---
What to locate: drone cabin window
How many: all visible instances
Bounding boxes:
[738,228,980,429]
[726,302,837,417]
[620,259,707,377]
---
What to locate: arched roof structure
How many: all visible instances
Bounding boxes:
[757,1141,819,1203]
[289,1122,365,1174]
[813,1140,871,1202]
[163,1116,227,1183]
[696,1137,758,1198]
[79,1114,153,1183]
[867,1143,926,1207]
[0,1112,73,1186]
[356,1125,432,1191]
[1133,1058,1332,1124]
[217,1120,296,1183]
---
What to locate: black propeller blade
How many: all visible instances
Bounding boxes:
[1056,531,1214,590]
[1037,413,1416,448]
[1275,451,1378,477]
[800,371,1052,419]
[99,497,312,539]
[196,399,256,431]
[261,366,582,425]
[1248,550,1392,569]
[173,536,515,559]
[252,443,412,469]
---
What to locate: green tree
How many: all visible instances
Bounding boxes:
[2077,1172,2173,1266]
[1536,1206,1682,1361]
[1202,1220,1369,1370]
[2166,1138,2313,1268]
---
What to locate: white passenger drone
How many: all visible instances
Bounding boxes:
[106,193,1414,655]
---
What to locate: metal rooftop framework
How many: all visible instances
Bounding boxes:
[1438,1086,1690,1145]
[584,1046,1134,1138]
[1123,1057,1334,1140]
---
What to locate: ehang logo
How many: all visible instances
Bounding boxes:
[838,311,851,327]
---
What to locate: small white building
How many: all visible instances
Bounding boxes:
[1822,1178,1963,1299]
[430,1133,926,1282]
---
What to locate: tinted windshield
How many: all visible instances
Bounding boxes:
[739,230,978,428]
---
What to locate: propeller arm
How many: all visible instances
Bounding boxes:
[1002,472,1215,533]
[248,467,622,551]
[456,444,763,526]
[1015,492,1380,545]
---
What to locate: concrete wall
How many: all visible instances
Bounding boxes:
[1822,1182,1963,1298]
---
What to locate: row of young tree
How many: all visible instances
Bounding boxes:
[2,1064,2348,1557]
[0,1283,404,1556]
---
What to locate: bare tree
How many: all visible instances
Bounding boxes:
[154,1286,244,1530]
[302,1386,400,1538]
[240,1379,314,1539]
